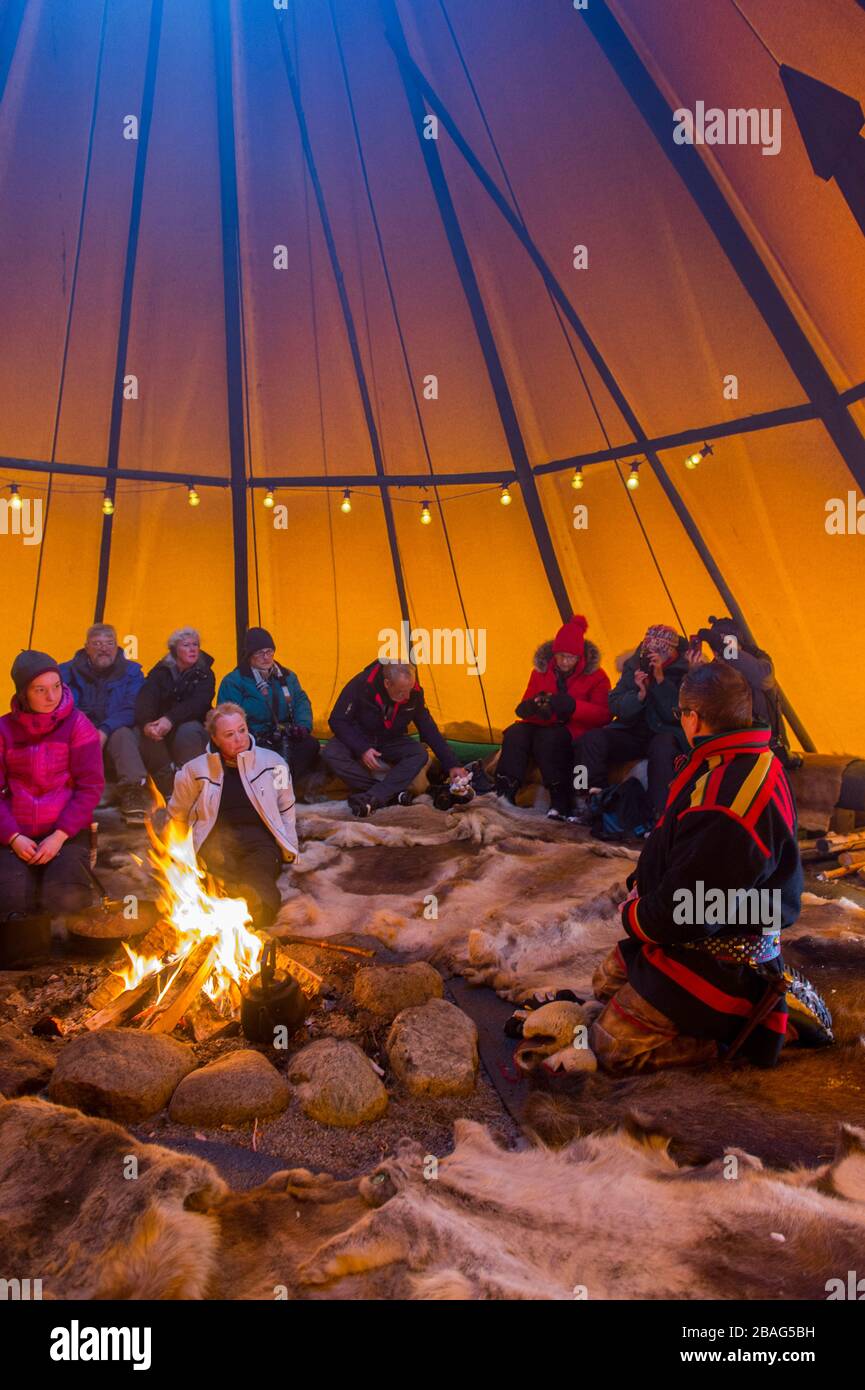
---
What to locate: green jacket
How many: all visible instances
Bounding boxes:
[217,662,312,739]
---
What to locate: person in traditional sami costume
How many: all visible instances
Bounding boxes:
[589,660,806,1072]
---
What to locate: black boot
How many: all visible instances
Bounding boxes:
[569,792,594,826]
[495,773,520,805]
[546,783,572,821]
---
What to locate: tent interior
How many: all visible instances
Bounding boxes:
[1,0,865,1310]
[1,0,864,751]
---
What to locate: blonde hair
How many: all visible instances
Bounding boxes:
[168,626,200,653]
[205,702,246,737]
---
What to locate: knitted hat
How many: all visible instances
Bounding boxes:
[244,627,276,658]
[552,615,588,657]
[641,624,680,658]
[11,650,61,696]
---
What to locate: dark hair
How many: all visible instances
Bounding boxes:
[679,660,752,731]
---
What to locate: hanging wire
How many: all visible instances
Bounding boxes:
[728,0,782,67]
[438,0,688,637]
[27,0,110,647]
[327,0,495,740]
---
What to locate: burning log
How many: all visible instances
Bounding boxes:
[137,938,220,1035]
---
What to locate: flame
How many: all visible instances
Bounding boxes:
[113,817,263,1012]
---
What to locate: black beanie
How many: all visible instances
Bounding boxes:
[243,627,276,658]
[12,650,61,696]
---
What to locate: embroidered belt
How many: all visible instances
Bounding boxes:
[682,931,781,966]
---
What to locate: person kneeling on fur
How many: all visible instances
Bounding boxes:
[166,702,297,930]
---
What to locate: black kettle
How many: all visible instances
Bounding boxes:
[241,941,311,1044]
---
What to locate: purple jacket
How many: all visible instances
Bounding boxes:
[0,686,104,843]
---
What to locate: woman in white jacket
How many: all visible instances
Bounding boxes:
[167,702,297,928]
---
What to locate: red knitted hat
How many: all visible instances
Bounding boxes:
[552,614,588,657]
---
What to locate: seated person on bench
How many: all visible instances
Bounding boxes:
[323,659,467,818]
[495,614,610,821]
[60,623,148,824]
[573,623,693,823]
[588,661,803,1073]
[0,652,103,965]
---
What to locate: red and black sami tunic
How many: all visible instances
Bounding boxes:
[617,724,802,1066]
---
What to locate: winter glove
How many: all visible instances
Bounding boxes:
[548,691,576,718]
[284,724,306,740]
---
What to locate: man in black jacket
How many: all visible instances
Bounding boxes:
[134,627,214,798]
[323,660,467,817]
[575,623,693,819]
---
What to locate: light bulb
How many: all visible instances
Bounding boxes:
[626,465,640,491]
[102,493,114,516]
[9,484,22,511]
[685,452,701,470]
[500,485,512,506]
[187,486,200,507]
[263,489,275,508]
[420,500,432,525]
[571,469,584,490]
[340,489,352,514]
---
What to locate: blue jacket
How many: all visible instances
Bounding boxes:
[217,662,313,739]
[59,649,144,737]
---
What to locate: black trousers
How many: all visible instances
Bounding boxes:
[285,730,321,783]
[0,830,93,918]
[322,735,428,802]
[200,827,284,929]
[497,721,573,789]
[576,724,681,815]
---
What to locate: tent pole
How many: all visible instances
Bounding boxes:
[387,23,815,750]
[381,0,572,623]
[0,0,27,107]
[212,0,250,659]
[93,0,164,623]
[275,13,410,628]
[578,1,865,496]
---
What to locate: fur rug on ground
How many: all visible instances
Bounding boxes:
[0,1097,225,1299]
[3,1096,864,1300]
[280,797,631,997]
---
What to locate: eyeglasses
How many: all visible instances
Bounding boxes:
[672,707,694,720]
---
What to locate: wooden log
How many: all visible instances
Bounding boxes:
[817,859,865,881]
[815,831,865,855]
[85,974,162,1031]
[86,919,182,1011]
[139,938,219,1036]
[278,936,375,959]
[186,991,238,1043]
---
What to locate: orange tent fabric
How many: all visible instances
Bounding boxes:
[0,0,862,750]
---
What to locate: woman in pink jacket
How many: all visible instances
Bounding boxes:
[0,651,104,965]
[495,616,611,820]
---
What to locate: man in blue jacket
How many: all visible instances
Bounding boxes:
[60,624,148,823]
[217,628,320,787]
[323,659,467,817]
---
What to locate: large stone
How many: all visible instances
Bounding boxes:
[48,1029,195,1122]
[386,998,478,1098]
[169,1049,290,1126]
[288,1039,387,1127]
[352,961,444,1020]
[0,1035,55,1097]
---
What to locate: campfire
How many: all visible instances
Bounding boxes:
[85,821,320,1041]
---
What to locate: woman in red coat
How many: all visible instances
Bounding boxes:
[495,615,611,820]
